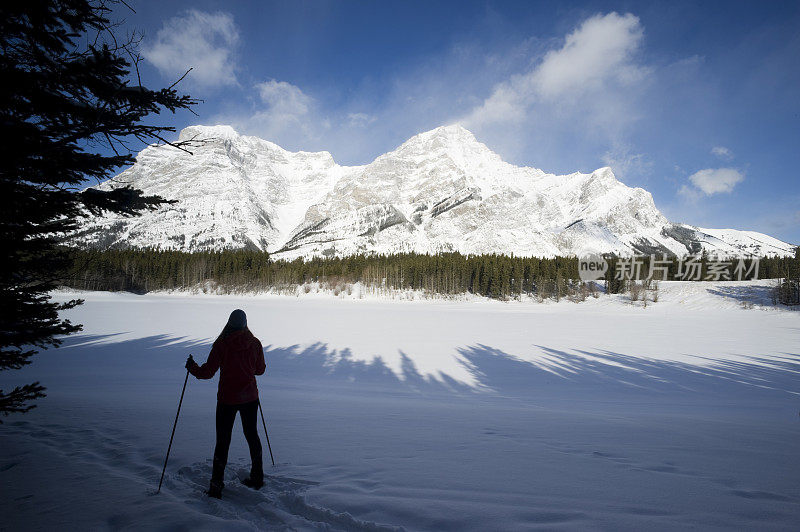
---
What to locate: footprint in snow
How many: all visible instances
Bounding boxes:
[162,460,403,531]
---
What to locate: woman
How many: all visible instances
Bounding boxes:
[186,309,266,499]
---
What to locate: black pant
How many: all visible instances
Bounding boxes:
[211,399,263,488]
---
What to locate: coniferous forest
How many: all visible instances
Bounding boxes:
[62,248,579,299]
[60,248,799,302]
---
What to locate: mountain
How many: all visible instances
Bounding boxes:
[70,124,796,258]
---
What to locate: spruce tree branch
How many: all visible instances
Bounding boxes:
[0,384,47,420]
[168,67,193,90]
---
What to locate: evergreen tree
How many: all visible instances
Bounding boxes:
[774,247,800,305]
[0,0,197,417]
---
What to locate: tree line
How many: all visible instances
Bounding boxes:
[62,248,580,299]
[772,248,800,305]
[60,248,800,301]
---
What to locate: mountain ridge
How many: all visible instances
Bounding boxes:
[70,124,796,258]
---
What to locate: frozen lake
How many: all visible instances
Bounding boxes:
[1,284,799,530]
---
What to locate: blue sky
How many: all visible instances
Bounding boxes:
[115,1,799,243]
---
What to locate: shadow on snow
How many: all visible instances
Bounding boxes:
[15,333,798,403]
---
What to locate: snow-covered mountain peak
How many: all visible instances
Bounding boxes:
[396,124,487,155]
[177,124,338,169]
[178,124,241,143]
[406,123,478,144]
[385,124,504,168]
[591,166,616,183]
[580,167,634,198]
[71,124,796,259]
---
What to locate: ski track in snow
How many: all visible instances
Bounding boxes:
[1,418,401,531]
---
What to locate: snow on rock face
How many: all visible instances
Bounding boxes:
[71,124,796,258]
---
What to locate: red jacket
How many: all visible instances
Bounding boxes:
[189,329,266,405]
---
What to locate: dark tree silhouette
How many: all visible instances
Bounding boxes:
[774,247,800,305]
[0,0,198,418]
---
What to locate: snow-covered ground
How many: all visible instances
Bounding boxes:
[1,281,799,530]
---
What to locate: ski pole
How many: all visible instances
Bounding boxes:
[157,362,190,493]
[258,399,276,467]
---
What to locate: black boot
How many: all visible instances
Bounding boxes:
[244,451,263,490]
[207,481,223,499]
[242,475,264,490]
[208,459,225,499]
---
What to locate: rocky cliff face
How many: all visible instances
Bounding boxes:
[70,124,795,258]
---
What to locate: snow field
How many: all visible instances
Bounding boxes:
[1,281,798,530]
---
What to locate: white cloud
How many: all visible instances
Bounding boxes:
[197,11,680,178]
[212,80,329,151]
[711,146,733,160]
[462,12,647,128]
[256,80,313,117]
[198,12,655,171]
[347,112,377,127]
[533,12,646,98]
[144,10,239,89]
[246,80,318,145]
[683,168,744,196]
[601,146,651,181]
[677,184,702,202]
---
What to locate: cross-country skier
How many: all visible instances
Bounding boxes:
[186,309,266,499]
